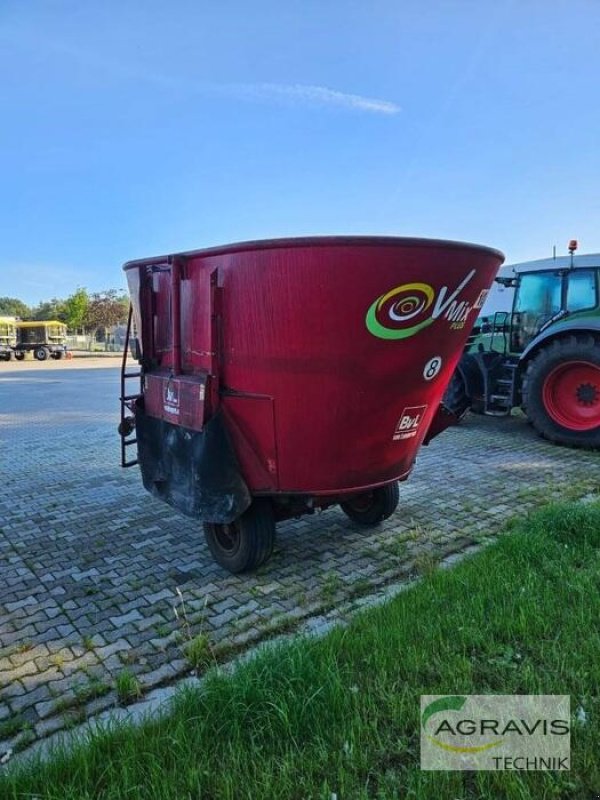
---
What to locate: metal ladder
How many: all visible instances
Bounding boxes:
[486,360,518,415]
[120,305,143,468]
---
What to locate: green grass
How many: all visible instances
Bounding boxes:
[320,571,343,601]
[0,717,25,741]
[3,500,600,799]
[183,634,211,671]
[114,670,141,705]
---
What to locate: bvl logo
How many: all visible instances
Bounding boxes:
[394,405,427,441]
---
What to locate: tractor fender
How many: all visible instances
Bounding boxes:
[519,319,600,366]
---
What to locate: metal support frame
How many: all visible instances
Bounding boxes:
[120,304,143,467]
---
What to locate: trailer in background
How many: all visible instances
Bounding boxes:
[0,317,17,361]
[15,321,68,361]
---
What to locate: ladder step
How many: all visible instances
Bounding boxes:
[121,394,141,401]
[123,438,138,447]
[123,459,139,468]
[124,372,142,378]
[490,394,511,404]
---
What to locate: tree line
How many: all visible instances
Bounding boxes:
[0,289,129,338]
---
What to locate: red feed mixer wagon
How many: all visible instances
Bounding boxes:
[119,237,504,573]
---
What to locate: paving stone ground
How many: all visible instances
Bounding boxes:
[0,358,598,752]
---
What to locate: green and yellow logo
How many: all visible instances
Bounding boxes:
[421,696,504,754]
[366,269,483,340]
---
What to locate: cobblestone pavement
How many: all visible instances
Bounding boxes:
[0,360,598,752]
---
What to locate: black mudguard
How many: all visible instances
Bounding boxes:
[135,408,252,524]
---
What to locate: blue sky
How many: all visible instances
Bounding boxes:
[1,0,599,305]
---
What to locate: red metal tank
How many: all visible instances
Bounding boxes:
[121,236,504,572]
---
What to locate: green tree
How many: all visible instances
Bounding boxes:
[84,290,129,341]
[32,298,67,322]
[0,297,31,318]
[64,288,89,332]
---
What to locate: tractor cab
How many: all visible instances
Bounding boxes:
[509,266,598,352]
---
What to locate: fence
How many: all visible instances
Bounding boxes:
[65,335,124,353]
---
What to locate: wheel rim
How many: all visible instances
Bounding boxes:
[542,360,600,431]
[346,492,374,512]
[213,522,242,555]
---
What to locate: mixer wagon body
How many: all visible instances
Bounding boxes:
[121,236,503,571]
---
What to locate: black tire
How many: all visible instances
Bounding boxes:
[34,347,49,361]
[50,352,60,360]
[56,350,65,360]
[203,498,276,573]
[522,334,600,449]
[442,370,470,419]
[340,482,400,526]
[3,351,13,361]
[14,351,25,361]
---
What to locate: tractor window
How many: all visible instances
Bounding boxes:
[512,271,562,350]
[566,270,597,312]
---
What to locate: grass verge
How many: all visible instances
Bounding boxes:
[3,500,600,799]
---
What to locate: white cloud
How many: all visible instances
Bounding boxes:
[219,82,401,115]
[1,25,399,116]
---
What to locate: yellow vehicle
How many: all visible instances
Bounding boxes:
[0,316,17,361]
[15,321,68,361]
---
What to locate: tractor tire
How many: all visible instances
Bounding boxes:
[340,482,400,526]
[203,498,276,574]
[442,370,471,419]
[522,334,600,449]
[3,351,13,361]
[34,347,49,361]
[14,351,25,361]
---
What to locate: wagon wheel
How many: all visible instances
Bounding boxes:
[34,347,49,361]
[14,351,25,361]
[340,482,400,526]
[203,498,275,573]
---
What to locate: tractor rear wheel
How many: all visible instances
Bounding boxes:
[203,498,275,573]
[340,482,400,526]
[34,347,49,361]
[522,334,600,449]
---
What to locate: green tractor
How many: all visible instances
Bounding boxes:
[445,242,600,449]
